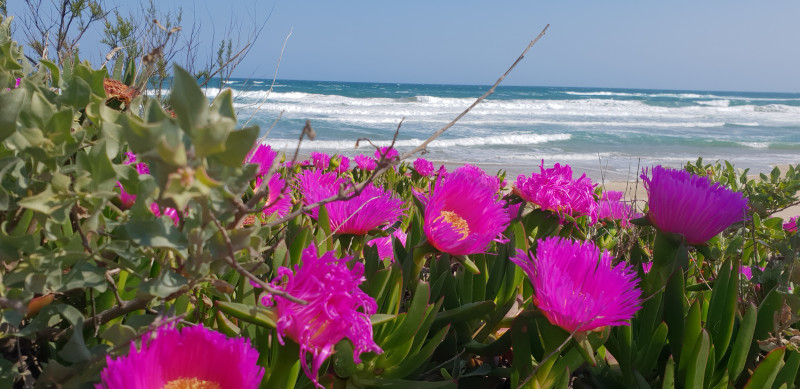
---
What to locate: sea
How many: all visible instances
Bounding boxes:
[201,79,800,182]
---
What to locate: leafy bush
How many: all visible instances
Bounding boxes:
[1,14,800,389]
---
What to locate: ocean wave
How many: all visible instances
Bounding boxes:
[263,133,572,151]
[737,142,770,149]
[697,100,730,107]
[562,91,714,99]
[724,122,760,127]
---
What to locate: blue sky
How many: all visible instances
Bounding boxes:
[11,1,800,92]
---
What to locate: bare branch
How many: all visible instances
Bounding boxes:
[239,26,549,232]
[209,213,307,305]
[244,27,293,127]
[399,24,549,161]
[197,42,251,88]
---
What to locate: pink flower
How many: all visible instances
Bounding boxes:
[116,152,180,225]
[641,262,653,274]
[597,191,639,227]
[641,166,748,245]
[511,237,643,333]
[374,147,399,161]
[366,229,408,262]
[150,204,180,226]
[436,164,448,178]
[296,170,405,235]
[97,324,264,389]
[515,162,598,223]
[117,152,150,208]
[247,144,278,176]
[413,158,434,176]
[259,245,382,387]
[14,78,20,88]
[459,164,502,193]
[420,165,509,256]
[740,266,753,281]
[311,152,330,170]
[354,154,377,171]
[784,216,798,233]
[334,155,350,174]
[258,174,292,218]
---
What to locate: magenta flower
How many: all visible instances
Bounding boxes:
[641,262,653,274]
[259,174,292,218]
[740,266,753,281]
[354,154,377,171]
[515,162,598,223]
[641,166,748,245]
[259,244,382,387]
[311,152,331,170]
[597,191,639,227]
[296,170,404,235]
[247,144,278,176]
[366,229,408,262]
[413,158,434,176]
[117,153,179,225]
[97,324,264,389]
[117,152,149,208]
[374,146,399,161]
[459,164,502,193]
[334,155,350,174]
[511,237,642,333]
[784,216,798,233]
[420,165,509,256]
[150,204,180,226]
[436,164,448,178]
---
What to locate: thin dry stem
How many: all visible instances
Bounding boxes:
[244,27,293,127]
[210,213,307,305]
[399,24,549,161]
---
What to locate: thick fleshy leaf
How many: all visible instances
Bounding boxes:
[706,258,738,364]
[727,303,757,382]
[744,347,785,389]
[684,330,710,389]
[216,301,278,329]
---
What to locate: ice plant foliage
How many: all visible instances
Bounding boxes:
[515,162,598,223]
[97,324,264,389]
[259,244,382,387]
[421,165,509,256]
[512,237,643,333]
[641,165,748,245]
[297,170,404,235]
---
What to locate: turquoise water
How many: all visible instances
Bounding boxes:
[203,79,800,180]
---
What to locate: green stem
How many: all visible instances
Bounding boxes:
[262,338,301,389]
[644,231,688,296]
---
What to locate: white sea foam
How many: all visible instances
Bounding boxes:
[697,100,730,107]
[737,142,771,149]
[263,133,572,151]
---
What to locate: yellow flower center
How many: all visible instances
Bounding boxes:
[162,378,221,389]
[439,210,470,240]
